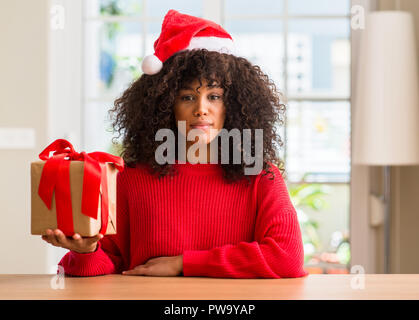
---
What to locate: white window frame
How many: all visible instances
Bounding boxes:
[47,0,378,273]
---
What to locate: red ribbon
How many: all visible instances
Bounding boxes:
[37,139,124,236]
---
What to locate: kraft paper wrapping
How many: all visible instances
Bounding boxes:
[31,160,117,237]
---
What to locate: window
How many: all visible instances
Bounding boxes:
[224,0,351,273]
[82,0,352,274]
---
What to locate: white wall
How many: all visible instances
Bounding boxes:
[0,0,49,273]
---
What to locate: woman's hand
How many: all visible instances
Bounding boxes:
[41,228,103,254]
[122,255,183,277]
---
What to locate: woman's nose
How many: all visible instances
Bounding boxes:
[193,96,209,116]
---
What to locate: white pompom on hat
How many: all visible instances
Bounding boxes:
[141,54,163,75]
[141,9,235,75]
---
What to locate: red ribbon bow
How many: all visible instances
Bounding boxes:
[37,139,124,236]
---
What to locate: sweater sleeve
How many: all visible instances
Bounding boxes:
[182,163,309,279]
[58,171,130,277]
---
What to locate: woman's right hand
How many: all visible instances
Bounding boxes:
[41,229,103,254]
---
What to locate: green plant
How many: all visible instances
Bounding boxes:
[100,0,121,15]
[288,174,331,263]
[336,238,351,265]
[100,0,142,16]
[289,183,331,210]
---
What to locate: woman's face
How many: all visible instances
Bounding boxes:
[173,78,226,146]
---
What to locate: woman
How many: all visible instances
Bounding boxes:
[42,10,308,279]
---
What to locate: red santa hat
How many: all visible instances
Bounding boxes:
[141,9,235,75]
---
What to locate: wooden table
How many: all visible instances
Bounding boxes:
[1,274,419,300]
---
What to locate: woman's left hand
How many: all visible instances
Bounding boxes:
[122,255,183,277]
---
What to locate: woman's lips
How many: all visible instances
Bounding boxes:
[190,125,211,130]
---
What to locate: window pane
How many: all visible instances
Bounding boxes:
[288,182,350,273]
[285,101,350,183]
[148,0,202,18]
[288,0,350,16]
[224,20,284,92]
[225,0,283,16]
[86,0,143,16]
[287,19,350,97]
[84,102,116,152]
[84,21,143,100]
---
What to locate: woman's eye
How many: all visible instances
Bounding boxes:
[181,95,194,101]
[209,95,221,100]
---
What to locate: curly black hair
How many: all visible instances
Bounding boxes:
[109,49,286,185]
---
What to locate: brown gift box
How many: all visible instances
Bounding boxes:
[31,160,117,237]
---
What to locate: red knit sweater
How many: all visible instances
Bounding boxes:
[58,161,308,279]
